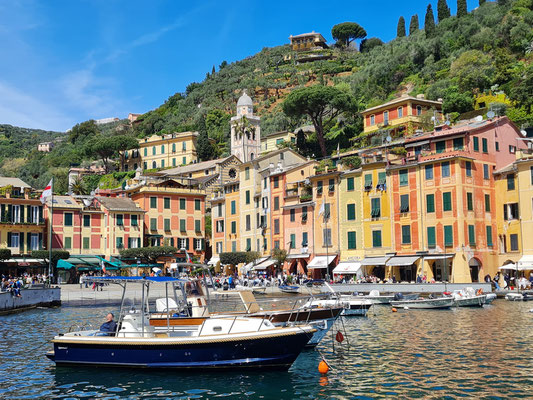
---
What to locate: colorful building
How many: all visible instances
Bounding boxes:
[289,32,328,51]
[123,131,199,171]
[362,94,443,137]
[0,178,45,256]
[261,131,296,153]
[125,180,206,260]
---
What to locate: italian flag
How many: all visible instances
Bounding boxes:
[40,179,53,204]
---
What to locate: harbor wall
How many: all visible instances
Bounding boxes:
[0,287,61,314]
[325,282,493,294]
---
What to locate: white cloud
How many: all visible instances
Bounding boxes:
[0,80,72,131]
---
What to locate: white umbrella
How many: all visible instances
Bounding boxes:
[499,263,517,270]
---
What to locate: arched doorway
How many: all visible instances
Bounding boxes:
[469,258,481,283]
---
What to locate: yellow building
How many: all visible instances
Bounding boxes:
[261,131,296,153]
[224,181,240,254]
[338,168,364,261]
[511,150,533,273]
[359,158,393,280]
[289,32,328,51]
[0,178,46,256]
[124,131,198,171]
[362,95,443,137]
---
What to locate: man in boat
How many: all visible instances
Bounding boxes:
[98,313,117,336]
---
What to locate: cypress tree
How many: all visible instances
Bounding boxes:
[424,4,436,36]
[457,0,467,17]
[397,16,406,37]
[409,14,420,35]
[437,0,451,22]
[479,0,486,5]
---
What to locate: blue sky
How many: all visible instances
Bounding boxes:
[0,0,480,132]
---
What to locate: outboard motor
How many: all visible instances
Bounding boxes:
[394,293,404,301]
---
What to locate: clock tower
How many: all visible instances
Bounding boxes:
[230,90,261,163]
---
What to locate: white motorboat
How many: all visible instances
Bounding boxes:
[47,277,315,370]
[359,290,395,304]
[234,284,267,294]
[452,288,487,307]
[505,292,533,301]
[391,296,455,309]
[303,296,373,316]
[485,293,497,304]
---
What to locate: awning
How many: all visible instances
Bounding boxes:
[4,258,45,264]
[423,254,455,260]
[517,255,533,271]
[386,256,420,267]
[252,259,275,270]
[243,257,269,271]
[499,263,517,270]
[307,255,337,269]
[332,261,361,275]
[286,253,310,260]
[360,256,390,266]
[207,257,220,266]
[57,259,76,270]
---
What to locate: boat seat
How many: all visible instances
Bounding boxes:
[156,298,179,312]
[239,291,260,314]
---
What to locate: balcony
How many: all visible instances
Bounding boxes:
[0,218,45,225]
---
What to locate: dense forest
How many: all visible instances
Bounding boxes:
[1,0,532,193]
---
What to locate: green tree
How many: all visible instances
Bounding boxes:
[397,16,406,37]
[0,248,11,261]
[450,50,494,92]
[85,137,116,173]
[457,0,468,17]
[196,130,217,161]
[360,37,384,53]
[111,135,139,171]
[120,246,178,263]
[425,4,436,37]
[409,14,420,35]
[282,85,357,157]
[479,0,486,5]
[510,63,533,113]
[438,0,451,22]
[68,120,98,144]
[442,86,474,113]
[70,175,87,195]
[331,22,367,48]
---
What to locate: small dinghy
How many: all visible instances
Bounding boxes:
[452,288,486,307]
[391,296,454,309]
[279,285,300,294]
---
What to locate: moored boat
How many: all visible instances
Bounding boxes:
[452,288,487,307]
[46,277,315,370]
[358,290,395,304]
[505,291,533,301]
[390,296,455,309]
[279,285,300,294]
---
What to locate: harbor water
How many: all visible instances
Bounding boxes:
[1,299,532,399]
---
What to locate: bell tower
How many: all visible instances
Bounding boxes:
[230,90,261,163]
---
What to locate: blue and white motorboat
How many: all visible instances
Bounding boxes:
[46,277,315,370]
[279,285,300,294]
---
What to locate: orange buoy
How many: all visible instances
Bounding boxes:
[335,331,344,343]
[392,307,398,312]
[318,360,329,374]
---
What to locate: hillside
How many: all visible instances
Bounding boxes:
[133,0,533,157]
[1,0,532,192]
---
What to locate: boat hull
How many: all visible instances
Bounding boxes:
[391,298,454,309]
[454,295,486,307]
[279,285,300,294]
[341,303,372,316]
[48,329,312,370]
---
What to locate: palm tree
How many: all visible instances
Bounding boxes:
[70,175,87,195]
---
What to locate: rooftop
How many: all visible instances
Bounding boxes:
[0,177,32,189]
[96,196,145,213]
[362,95,443,114]
[160,156,237,176]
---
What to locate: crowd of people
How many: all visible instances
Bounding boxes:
[0,274,49,296]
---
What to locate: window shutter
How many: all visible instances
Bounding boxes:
[27,233,31,251]
[39,206,43,222]
[27,205,31,222]
[7,232,12,247]
[7,205,12,222]
[39,233,43,249]
[19,232,24,251]
[0,204,4,222]
[185,238,190,250]
[201,239,205,250]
